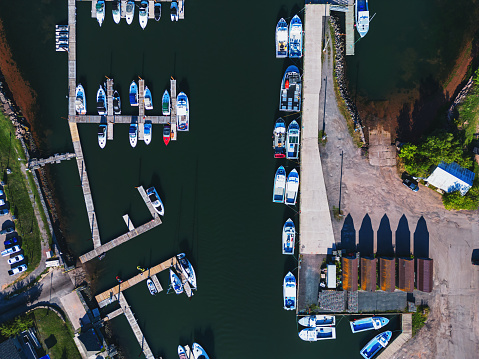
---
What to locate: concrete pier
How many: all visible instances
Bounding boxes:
[377,314,412,358]
[345,0,355,56]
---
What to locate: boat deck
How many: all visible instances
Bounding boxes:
[280,79,301,112]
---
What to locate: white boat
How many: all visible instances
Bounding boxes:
[129,81,138,106]
[176,92,189,131]
[275,18,288,58]
[355,0,370,38]
[285,169,299,205]
[144,86,153,110]
[192,343,210,359]
[178,345,188,359]
[298,315,335,327]
[146,278,158,295]
[144,122,152,145]
[286,120,300,159]
[146,186,164,216]
[289,15,302,58]
[113,90,121,115]
[162,90,171,115]
[360,331,392,359]
[125,0,135,25]
[170,269,184,294]
[98,124,107,149]
[177,253,197,289]
[75,84,86,115]
[129,123,138,148]
[283,271,296,310]
[282,218,295,255]
[272,118,286,158]
[350,317,389,333]
[299,327,336,341]
[112,0,121,24]
[96,0,105,27]
[272,166,286,203]
[171,1,179,21]
[96,86,107,115]
[279,65,301,112]
[139,0,149,29]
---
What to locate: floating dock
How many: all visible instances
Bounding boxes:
[27,153,76,170]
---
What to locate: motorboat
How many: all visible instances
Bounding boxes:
[299,327,336,341]
[144,122,152,145]
[282,218,295,255]
[171,1,179,21]
[129,123,138,148]
[272,166,286,203]
[283,271,296,310]
[144,86,153,110]
[289,15,302,58]
[96,0,105,27]
[162,90,171,115]
[96,86,107,115]
[98,124,107,149]
[275,18,288,58]
[285,169,299,205]
[192,343,210,359]
[177,253,197,289]
[178,345,188,359]
[298,315,336,327]
[163,124,171,146]
[125,0,135,25]
[280,65,301,112]
[129,81,138,106]
[273,118,286,158]
[170,269,184,294]
[112,0,121,24]
[176,92,189,131]
[1,245,21,257]
[154,2,161,21]
[146,186,164,216]
[146,278,158,295]
[360,331,392,359]
[113,90,121,115]
[356,0,370,38]
[139,0,148,29]
[350,317,389,334]
[75,84,86,115]
[286,120,300,159]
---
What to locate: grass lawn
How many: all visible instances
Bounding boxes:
[32,308,81,359]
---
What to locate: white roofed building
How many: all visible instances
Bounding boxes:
[426,162,475,196]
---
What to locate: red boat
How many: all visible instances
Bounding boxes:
[163,124,171,146]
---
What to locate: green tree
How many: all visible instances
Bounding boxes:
[0,315,34,337]
[442,178,479,210]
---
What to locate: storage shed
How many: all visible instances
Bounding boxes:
[360,257,376,292]
[426,162,475,195]
[342,257,358,291]
[327,264,336,289]
[398,258,414,292]
[417,258,433,292]
[379,258,395,292]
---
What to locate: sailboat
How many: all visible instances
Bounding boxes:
[139,0,149,29]
[96,0,105,27]
[355,0,370,38]
[169,269,184,294]
[289,15,303,58]
[112,0,121,24]
[125,0,135,25]
[275,18,288,58]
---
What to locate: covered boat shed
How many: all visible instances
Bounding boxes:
[379,258,395,292]
[342,257,358,291]
[327,264,336,289]
[417,258,433,292]
[398,258,414,292]
[360,257,376,292]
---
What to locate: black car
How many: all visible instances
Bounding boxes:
[0,226,15,235]
[403,177,419,192]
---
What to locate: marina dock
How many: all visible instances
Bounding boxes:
[377,314,412,358]
[138,79,145,118]
[137,185,159,218]
[70,115,170,124]
[27,153,76,170]
[345,0,355,56]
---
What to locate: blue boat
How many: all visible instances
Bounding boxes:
[360,331,392,359]
[283,272,296,310]
[286,120,300,159]
[169,269,183,294]
[282,219,295,255]
[355,0,370,38]
[350,317,389,333]
[129,81,138,107]
[272,118,286,158]
[289,15,302,58]
[299,327,336,341]
[272,166,286,203]
[275,18,288,58]
[279,65,301,112]
[298,315,335,328]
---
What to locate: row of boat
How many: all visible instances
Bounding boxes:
[275,15,303,58]
[96,0,179,28]
[178,343,209,359]
[273,166,299,205]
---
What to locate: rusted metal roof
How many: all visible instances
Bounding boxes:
[342,257,358,291]
[398,258,414,292]
[379,258,395,292]
[417,258,433,293]
[360,257,376,292]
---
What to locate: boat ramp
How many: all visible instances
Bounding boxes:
[90,0,185,21]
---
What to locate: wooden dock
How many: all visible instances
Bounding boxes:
[70,115,170,124]
[138,79,145,118]
[103,308,124,322]
[137,185,158,219]
[345,0,355,56]
[173,263,193,297]
[377,314,412,358]
[27,153,76,170]
[170,78,177,141]
[150,274,162,292]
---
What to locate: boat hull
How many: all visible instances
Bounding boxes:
[272,166,286,203]
[176,92,189,131]
[171,2,179,21]
[163,124,171,146]
[98,124,107,149]
[192,343,210,359]
[162,90,171,115]
[282,219,295,255]
[299,327,336,341]
[276,18,288,58]
[146,187,164,216]
[96,86,107,115]
[178,345,188,359]
[298,315,335,327]
[154,3,161,21]
[129,124,138,148]
[177,253,197,289]
[350,317,389,333]
[273,118,286,158]
[289,15,303,58]
[285,169,299,205]
[144,87,153,110]
[96,1,105,27]
[283,272,296,310]
[112,0,121,24]
[146,278,158,295]
[170,269,184,294]
[279,65,301,112]
[355,0,370,37]
[144,122,152,145]
[129,81,138,106]
[139,1,149,29]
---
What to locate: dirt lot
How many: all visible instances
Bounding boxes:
[319,25,479,359]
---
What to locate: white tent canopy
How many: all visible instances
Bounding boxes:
[426,162,475,196]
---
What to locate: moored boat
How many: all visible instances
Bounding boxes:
[96,0,105,27]
[355,0,370,38]
[298,315,335,328]
[171,1,179,21]
[98,124,107,149]
[273,118,286,158]
[170,269,184,294]
[350,317,389,334]
[286,120,300,159]
[285,169,299,205]
[360,331,392,359]
[113,90,121,115]
[144,122,152,145]
[96,86,107,115]
[112,0,121,24]
[146,186,164,216]
[163,124,171,146]
[162,90,171,115]
[154,2,162,21]
[283,271,296,310]
[279,65,301,112]
[177,253,197,289]
[129,123,138,148]
[146,278,158,295]
[272,166,286,203]
[192,343,210,359]
[75,84,86,115]
[178,345,188,359]
[276,18,288,58]
[299,327,336,341]
[176,92,189,131]
[144,86,153,110]
[129,81,138,106]
[282,218,295,255]
[139,0,148,29]
[125,0,135,25]
[289,15,303,58]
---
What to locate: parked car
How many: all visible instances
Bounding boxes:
[8,254,24,265]
[0,227,15,235]
[4,237,18,247]
[403,177,419,192]
[1,245,20,256]
[0,199,4,206]
[0,209,8,216]
[8,264,27,276]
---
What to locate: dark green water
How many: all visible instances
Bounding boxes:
[0,1,409,358]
